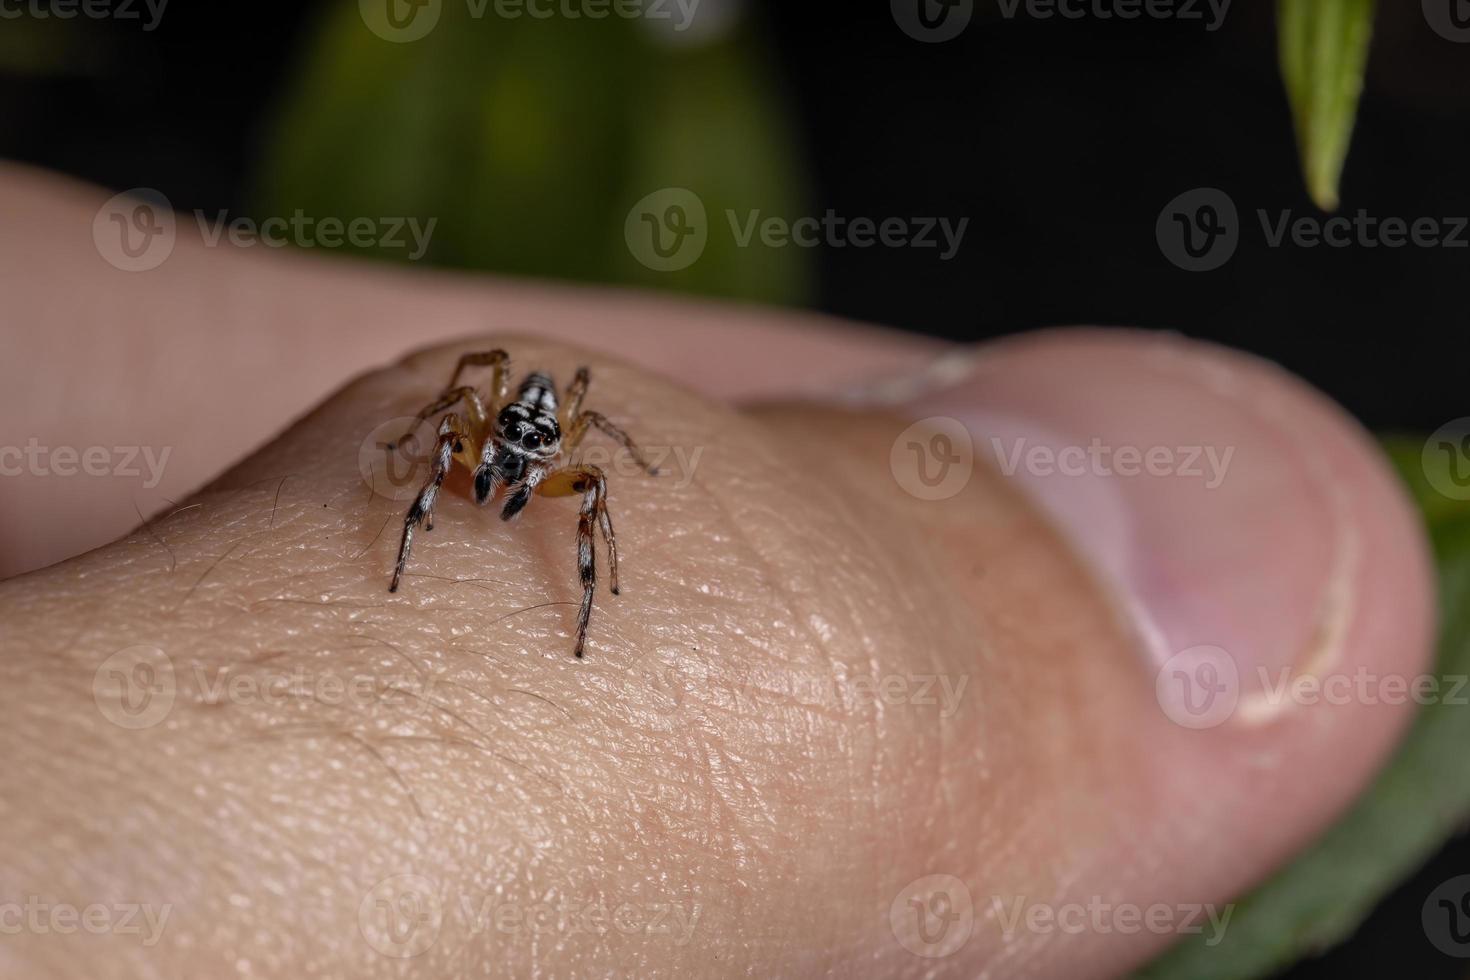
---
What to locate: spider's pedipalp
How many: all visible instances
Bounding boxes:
[473,460,501,505]
[500,480,537,521]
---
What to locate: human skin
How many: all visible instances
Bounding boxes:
[0,166,1437,978]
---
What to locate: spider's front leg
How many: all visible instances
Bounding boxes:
[390,413,471,592]
[446,349,511,411]
[391,386,487,450]
[538,464,618,658]
[557,367,657,475]
[565,411,660,476]
[391,349,509,449]
[561,367,589,424]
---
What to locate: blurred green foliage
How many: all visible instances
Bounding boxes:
[255,0,810,304]
[1278,0,1375,211]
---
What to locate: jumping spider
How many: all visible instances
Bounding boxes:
[387,350,657,657]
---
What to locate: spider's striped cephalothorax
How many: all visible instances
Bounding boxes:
[476,373,565,519]
[387,351,658,657]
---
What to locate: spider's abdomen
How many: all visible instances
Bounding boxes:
[517,372,558,414]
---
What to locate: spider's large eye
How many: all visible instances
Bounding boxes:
[521,430,543,450]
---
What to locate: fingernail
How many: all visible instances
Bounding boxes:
[901,330,1371,727]
[836,347,984,408]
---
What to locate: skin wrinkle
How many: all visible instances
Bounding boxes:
[758,409,977,975]
[764,410,939,923]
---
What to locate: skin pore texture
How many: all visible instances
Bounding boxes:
[0,165,1438,978]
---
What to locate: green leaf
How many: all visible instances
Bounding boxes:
[253,2,808,305]
[1277,0,1375,211]
[1136,435,1470,979]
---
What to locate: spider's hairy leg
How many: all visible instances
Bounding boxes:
[447,349,511,412]
[390,413,469,592]
[392,385,486,449]
[565,410,660,475]
[538,465,617,592]
[538,464,616,657]
[560,367,589,427]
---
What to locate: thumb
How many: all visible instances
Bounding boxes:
[848,327,1434,975]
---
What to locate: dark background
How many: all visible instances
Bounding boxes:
[2,1,1466,975]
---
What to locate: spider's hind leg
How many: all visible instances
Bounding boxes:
[538,464,616,657]
[390,413,471,592]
